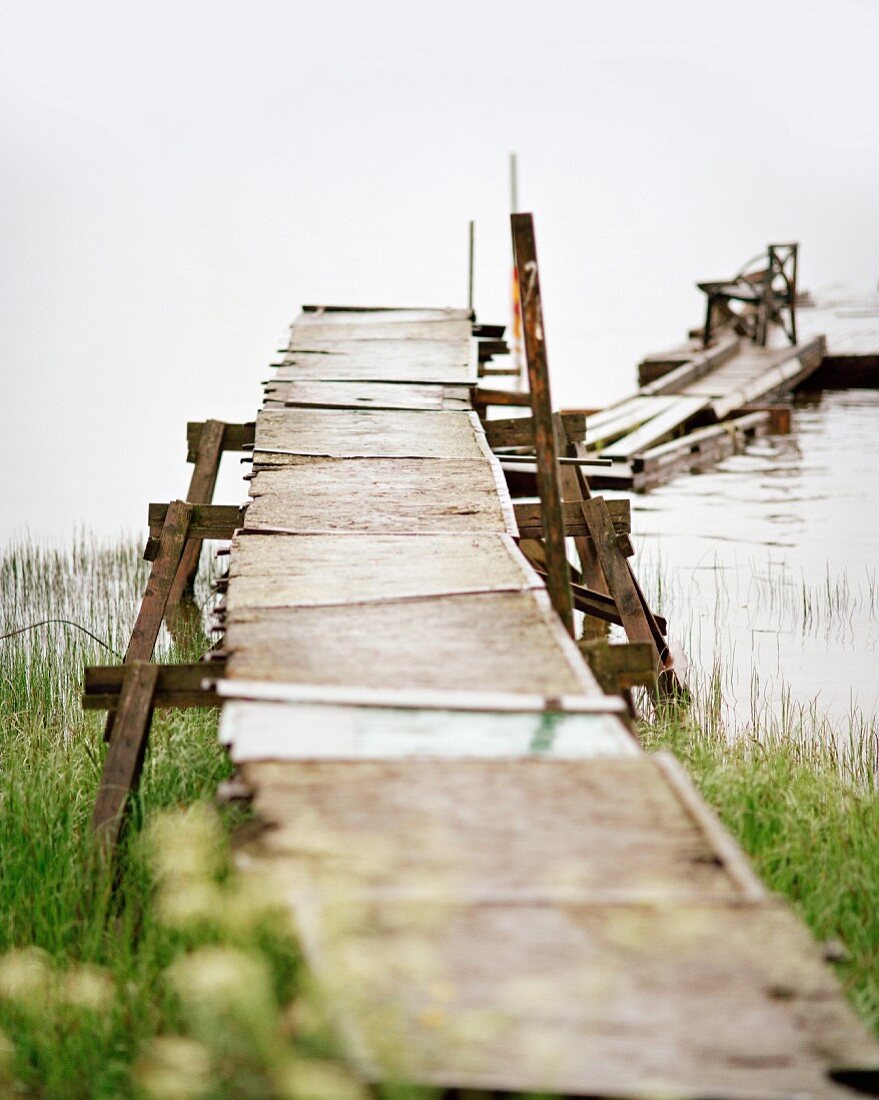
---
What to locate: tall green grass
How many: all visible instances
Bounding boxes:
[0,532,876,1097]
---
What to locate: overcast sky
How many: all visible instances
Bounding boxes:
[2,0,878,541]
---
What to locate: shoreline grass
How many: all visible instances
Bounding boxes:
[0,531,877,1097]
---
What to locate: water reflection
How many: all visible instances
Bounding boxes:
[615,389,879,730]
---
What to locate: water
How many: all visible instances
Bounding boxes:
[618,389,879,732]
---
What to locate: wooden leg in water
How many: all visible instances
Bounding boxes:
[577,497,681,699]
[166,419,226,639]
[91,662,159,857]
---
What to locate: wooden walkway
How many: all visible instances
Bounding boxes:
[218,306,878,1097]
[565,332,826,491]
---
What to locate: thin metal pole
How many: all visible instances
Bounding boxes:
[467,220,475,313]
[509,152,519,213]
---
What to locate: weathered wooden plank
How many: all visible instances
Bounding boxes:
[600,396,710,459]
[282,337,468,365]
[252,409,486,460]
[263,380,472,412]
[271,354,475,384]
[243,459,516,536]
[217,680,626,715]
[512,213,573,636]
[276,890,877,1099]
[584,395,679,439]
[638,333,741,396]
[298,307,470,323]
[91,662,159,852]
[484,411,586,449]
[707,336,826,420]
[220,702,638,761]
[84,662,225,710]
[225,590,596,696]
[242,758,737,901]
[226,533,540,610]
[289,320,472,342]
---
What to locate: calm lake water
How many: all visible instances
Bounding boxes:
[615,388,879,734]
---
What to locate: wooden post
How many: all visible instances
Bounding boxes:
[91,662,159,854]
[104,500,192,739]
[125,500,193,661]
[511,212,574,636]
[555,413,609,596]
[166,419,226,622]
[577,497,681,698]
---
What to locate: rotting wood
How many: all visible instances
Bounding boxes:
[91,661,159,854]
[511,212,573,635]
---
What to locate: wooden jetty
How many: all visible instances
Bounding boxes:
[210,305,876,1095]
[518,245,875,493]
[83,228,879,1096]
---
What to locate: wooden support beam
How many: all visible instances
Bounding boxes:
[579,639,659,694]
[84,661,225,710]
[576,497,681,698]
[477,339,509,361]
[186,421,255,463]
[520,545,667,633]
[485,412,586,449]
[166,419,226,622]
[513,499,631,542]
[472,387,532,412]
[512,212,573,636]
[126,501,193,662]
[91,661,159,854]
[148,503,244,544]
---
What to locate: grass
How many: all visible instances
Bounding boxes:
[641,667,879,1035]
[0,531,877,1097]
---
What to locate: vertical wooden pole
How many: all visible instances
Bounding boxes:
[166,419,226,618]
[91,661,160,855]
[511,213,574,637]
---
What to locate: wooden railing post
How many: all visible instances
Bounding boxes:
[511,212,574,636]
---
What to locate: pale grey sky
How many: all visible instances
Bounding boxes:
[2,0,878,540]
